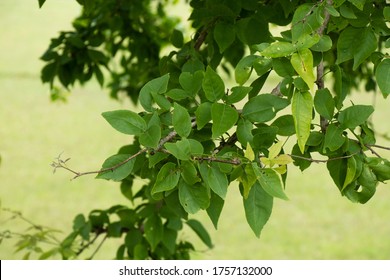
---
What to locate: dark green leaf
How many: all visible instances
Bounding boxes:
[195,102,212,130]
[235,55,258,85]
[237,118,253,146]
[227,86,252,104]
[202,66,225,102]
[338,105,374,129]
[102,110,146,136]
[171,29,184,48]
[178,180,210,214]
[186,219,213,249]
[323,123,345,152]
[314,88,335,120]
[337,27,377,70]
[173,103,192,138]
[272,58,295,77]
[96,154,135,181]
[243,181,273,238]
[206,192,225,229]
[366,157,390,182]
[211,103,238,139]
[375,59,390,98]
[152,162,180,194]
[199,163,228,199]
[38,0,46,8]
[181,161,201,185]
[271,115,295,136]
[242,94,289,123]
[214,22,236,53]
[144,215,163,251]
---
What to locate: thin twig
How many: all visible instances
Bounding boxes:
[87,234,107,260]
[289,152,357,163]
[193,156,241,165]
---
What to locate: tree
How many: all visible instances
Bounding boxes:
[36,0,390,259]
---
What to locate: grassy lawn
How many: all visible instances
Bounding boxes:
[1,0,390,260]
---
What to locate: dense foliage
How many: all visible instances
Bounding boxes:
[34,0,390,259]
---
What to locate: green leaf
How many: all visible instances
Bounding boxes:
[152,162,180,195]
[202,66,225,102]
[181,161,201,185]
[342,156,357,191]
[271,115,295,136]
[227,86,252,104]
[199,163,228,199]
[178,180,210,214]
[195,102,212,130]
[144,215,163,251]
[162,228,177,254]
[211,103,238,139]
[366,158,390,182]
[323,123,345,152]
[291,49,315,91]
[96,154,135,181]
[165,139,191,161]
[139,74,170,112]
[179,71,203,97]
[348,0,365,10]
[166,89,189,101]
[102,110,146,136]
[188,139,204,156]
[171,29,184,48]
[253,57,273,77]
[243,181,273,238]
[173,103,192,138]
[237,118,253,146]
[148,152,169,168]
[336,27,377,70]
[214,22,236,53]
[235,55,258,85]
[186,219,213,249]
[206,192,224,229]
[242,94,289,123]
[292,90,313,153]
[261,42,296,58]
[252,163,288,200]
[38,0,46,8]
[338,105,374,129]
[239,164,258,199]
[314,88,335,120]
[294,34,320,51]
[375,59,390,98]
[272,58,295,77]
[139,125,161,149]
[311,35,332,52]
[151,91,171,111]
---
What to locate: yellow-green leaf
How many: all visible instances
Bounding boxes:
[291,49,315,91]
[245,144,255,161]
[292,90,313,153]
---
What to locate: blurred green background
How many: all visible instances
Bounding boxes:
[1,0,389,259]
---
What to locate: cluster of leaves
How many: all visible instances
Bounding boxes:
[0,207,62,260]
[39,0,390,259]
[40,0,179,101]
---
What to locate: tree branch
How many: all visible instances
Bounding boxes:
[316,0,332,133]
[193,156,241,165]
